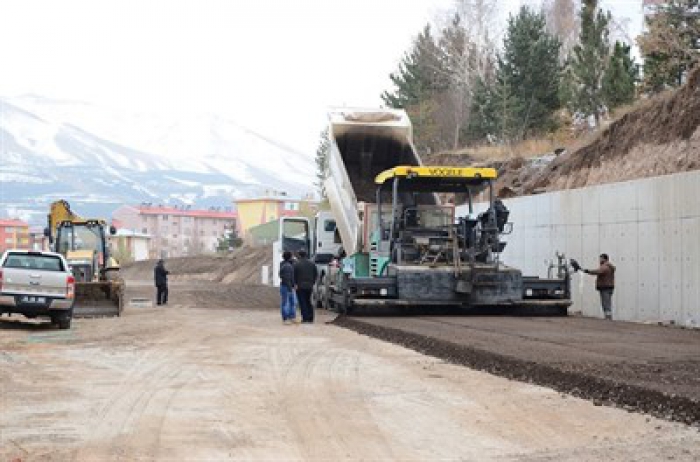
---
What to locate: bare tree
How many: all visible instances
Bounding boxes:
[429,0,499,149]
[452,0,499,81]
[542,0,580,60]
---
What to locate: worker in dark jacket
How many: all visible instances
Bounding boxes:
[279,251,296,324]
[154,259,170,305]
[294,250,318,323]
[583,253,616,320]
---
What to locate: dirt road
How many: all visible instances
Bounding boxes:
[2,283,699,461]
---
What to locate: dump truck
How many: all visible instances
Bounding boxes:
[44,200,124,317]
[320,108,572,314]
[270,210,340,288]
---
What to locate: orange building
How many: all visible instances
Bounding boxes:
[0,219,30,254]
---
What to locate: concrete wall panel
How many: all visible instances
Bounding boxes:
[637,176,661,222]
[579,224,601,317]
[659,220,683,322]
[581,186,602,225]
[535,193,553,227]
[676,171,700,218]
[681,218,700,325]
[559,189,583,226]
[615,181,639,224]
[496,170,700,325]
[637,221,660,321]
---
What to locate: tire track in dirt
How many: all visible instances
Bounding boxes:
[268,338,397,460]
[74,324,201,460]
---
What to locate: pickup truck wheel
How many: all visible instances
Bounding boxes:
[57,310,73,330]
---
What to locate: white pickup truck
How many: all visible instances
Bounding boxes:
[0,250,76,329]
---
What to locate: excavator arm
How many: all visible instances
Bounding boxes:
[46,200,81,244]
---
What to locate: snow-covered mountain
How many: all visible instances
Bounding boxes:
[0,95,315,224]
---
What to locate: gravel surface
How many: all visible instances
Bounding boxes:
[2,280,699,461]
[335,315,700,426]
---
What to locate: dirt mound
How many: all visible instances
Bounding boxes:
[524,68,700,193]
[121,246,272,285]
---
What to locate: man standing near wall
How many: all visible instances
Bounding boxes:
[583,253,616,320]
[294,250,318,323]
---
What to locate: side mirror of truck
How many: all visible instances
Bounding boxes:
[109,225,117,235]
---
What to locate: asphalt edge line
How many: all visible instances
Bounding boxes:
[333,316,700,428]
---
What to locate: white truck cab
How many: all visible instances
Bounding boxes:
[312,210,342,265]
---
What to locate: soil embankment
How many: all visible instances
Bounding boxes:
[121,246,271,285]
[426,68,700,197]
[525,68,700,193]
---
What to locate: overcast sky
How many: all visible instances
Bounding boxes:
[0,0,643,156]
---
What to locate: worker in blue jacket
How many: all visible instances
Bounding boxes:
[278,251,297,324]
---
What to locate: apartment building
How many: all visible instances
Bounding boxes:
[0,219,30,254]
[112,205,237,258]
[28,226,49,251]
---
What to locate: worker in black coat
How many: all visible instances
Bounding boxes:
[154,259,170,305]
[293,250,318,323]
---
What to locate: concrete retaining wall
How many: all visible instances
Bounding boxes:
[460,170,700,325]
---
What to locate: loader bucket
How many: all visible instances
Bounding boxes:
[73,280,124,318]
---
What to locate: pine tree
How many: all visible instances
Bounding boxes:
[381,24,447,152]
[381,25,445,109]
[467,77,498,140]
[500,6,562,138]
[638,0,700,93]
[602,41,638,110]
[569,0,611,126]
[314,128,331,199]
[469,7,561,142]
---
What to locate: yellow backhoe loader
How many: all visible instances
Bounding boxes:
[45,200,124,317]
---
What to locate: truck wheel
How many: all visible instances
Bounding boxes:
[312,288,322,309]
[322,277,333,311]
[57,310,73,330]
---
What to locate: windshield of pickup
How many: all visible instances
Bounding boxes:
[3,253,65,272]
